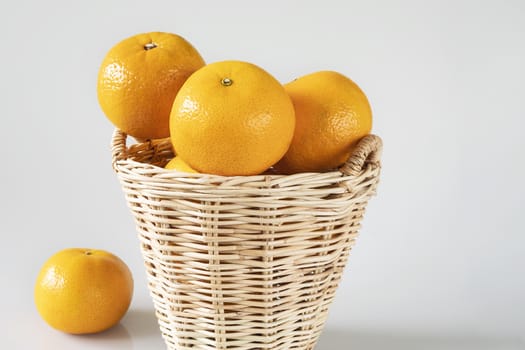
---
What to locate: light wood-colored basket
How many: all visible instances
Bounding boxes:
[111,129,382,350]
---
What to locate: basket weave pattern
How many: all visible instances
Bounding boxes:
[111,129,382,350]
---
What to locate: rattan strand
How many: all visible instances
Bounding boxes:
[111,129,382,350]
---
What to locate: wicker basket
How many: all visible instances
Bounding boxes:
[111,129,382,350]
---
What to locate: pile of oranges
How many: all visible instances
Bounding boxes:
[98,32,372,176]
[33,31,375,337]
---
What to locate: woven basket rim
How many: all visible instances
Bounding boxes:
[111,129,383,181]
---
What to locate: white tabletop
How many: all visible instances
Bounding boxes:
[4,293,523,350]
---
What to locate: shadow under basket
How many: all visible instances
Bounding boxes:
[111,129,382,350]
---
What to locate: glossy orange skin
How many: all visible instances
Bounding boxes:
[274,71,372,174]
[97,32,205,139]
[34,248,133,334]
[169,60,296,176]
[165,156,197,173]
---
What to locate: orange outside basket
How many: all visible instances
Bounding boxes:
[111,129,382,350]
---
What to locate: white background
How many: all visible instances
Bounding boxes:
[1,0,524,349]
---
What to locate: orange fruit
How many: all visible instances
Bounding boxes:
[274,71,372,174]
[97,32,205,139]
[165,156,198,173]
[34,248,134,334]
[169,60,295,176]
